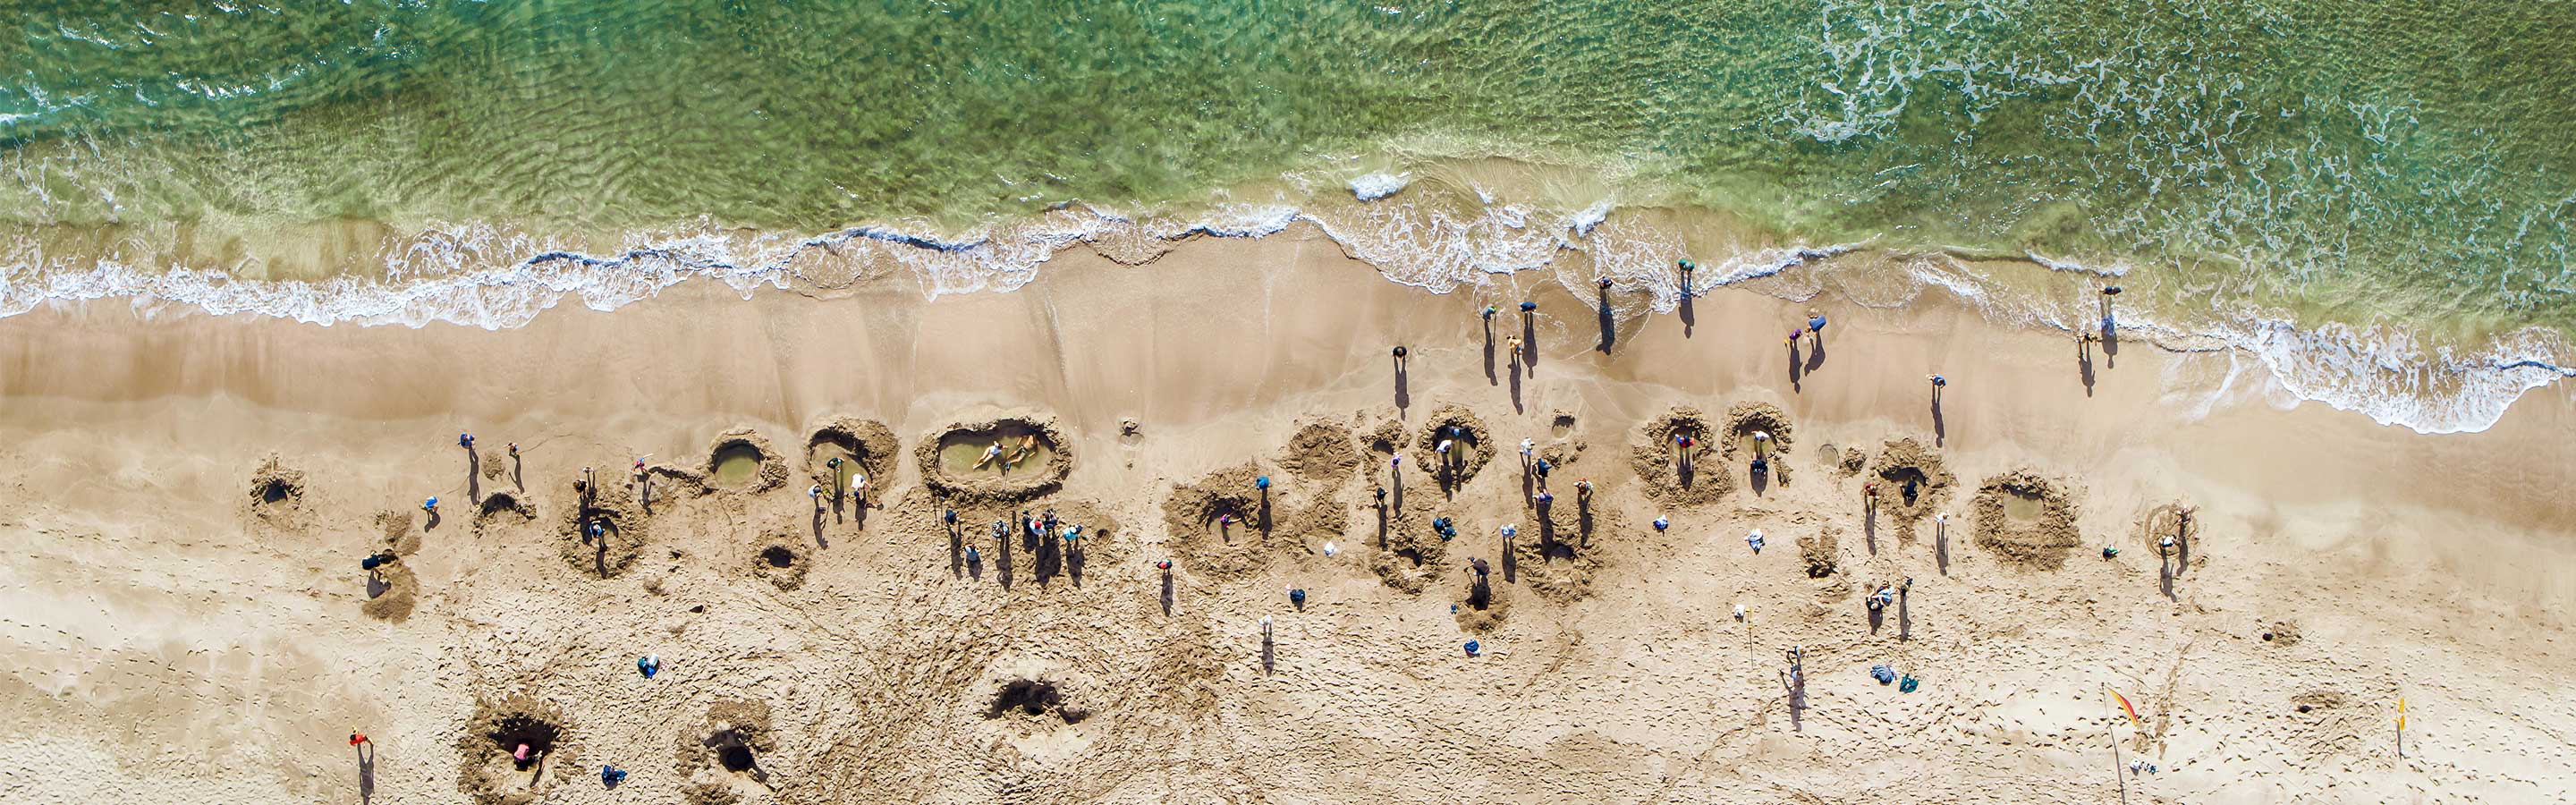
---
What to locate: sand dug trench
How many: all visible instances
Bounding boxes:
[1971,469,2083,570]
[918,415,1072,502]
[246,454,305,523]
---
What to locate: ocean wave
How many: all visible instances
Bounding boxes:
[0,196,2564,435]
[1349,172,1413,201]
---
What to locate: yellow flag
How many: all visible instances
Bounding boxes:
[2397,697,2406,731]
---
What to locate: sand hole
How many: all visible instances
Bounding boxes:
[1868,438,1957,540]
[919,416,1072,501]
[1971,470,2082,571]
[559,506,645,579]
[1415,405,1495,488]
[1723,402,1794,456]
[478,490,534,522]
[805,418,898,490]
[1630,406,1733,505]
[1453,570,1513,632]
[246,455,306,522]
[1550,413,1577,439]
[487,714,560,769]
[986,679,1089,724]
[761,546,794,568]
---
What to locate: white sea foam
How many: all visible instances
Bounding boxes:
[1349,172,1412,201]
[0,193,2564,435]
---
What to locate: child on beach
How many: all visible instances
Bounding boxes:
[1746,529,1765,553]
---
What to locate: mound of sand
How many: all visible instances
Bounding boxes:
[1798,528,1841,578]
[1279,418,1359,481]
[1970,469,2083,570]
[1629,406,1733,504]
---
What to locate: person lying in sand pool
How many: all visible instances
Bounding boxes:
[1004,436,1038,468]
[977,442,1004,469]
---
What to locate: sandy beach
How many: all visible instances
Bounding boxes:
[3,227,2572,804]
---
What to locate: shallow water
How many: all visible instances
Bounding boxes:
[2002,490,2048,522]
[5,0,2573,433]
[936,425,1055,478]
[710,444,764,487]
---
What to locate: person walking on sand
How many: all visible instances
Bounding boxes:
[1483,305,1498,321]
[1746,529,1765,554]
[422,496,438,514]
[850,472,869,506]
[1653,516,1669,532]
[350,731,369,748]
[1393,345,1409,366]
[1864,480,1879,514]
[1521,301,1537,314]
[808,485,823,506]
[1677,258,1696,295]
[1808,309,1827,336]
[506,442,518,459]
[1575,479,1592,504]
[1506,335,1522,366]
[460,433,474,450]
[1520,438,1535,464]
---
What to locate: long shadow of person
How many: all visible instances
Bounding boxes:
[1806,335,1826,373]
[1392,350,1411,414]
[1508,357,1525,414]
[1930,394,1946,447]
[1787,341,1804,394]
[1936,521,1952,575]
[1596,284,1616,354]
[1521,310,1538,376]
[356,741,375,805]
[467,450,480,504]
[1898,586,1913,640]
[2102,316,2120,368]
[1679,291,1696,337]
[2079,338,2097,396]
[1483,318,1498,386]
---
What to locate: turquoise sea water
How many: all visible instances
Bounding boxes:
[4,1,2574,429]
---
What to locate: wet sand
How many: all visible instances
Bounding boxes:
[2,227,2572,803]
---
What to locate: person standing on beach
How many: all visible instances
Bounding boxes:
[1677,258,1696,296]
[1674,432,1696,475]
[459,433,474,451]
[1393,345,1409,368]
[1928,374,1947,406]
[1807,309,1827,337]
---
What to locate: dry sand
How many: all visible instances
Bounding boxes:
[2,227,2572,804]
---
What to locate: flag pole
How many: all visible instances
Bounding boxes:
[2106,684,2129,805]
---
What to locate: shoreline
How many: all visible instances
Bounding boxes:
[2,230,2572,802]
[6,200,2571,436]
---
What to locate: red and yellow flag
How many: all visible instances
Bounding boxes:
[2109,687,2143,732]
